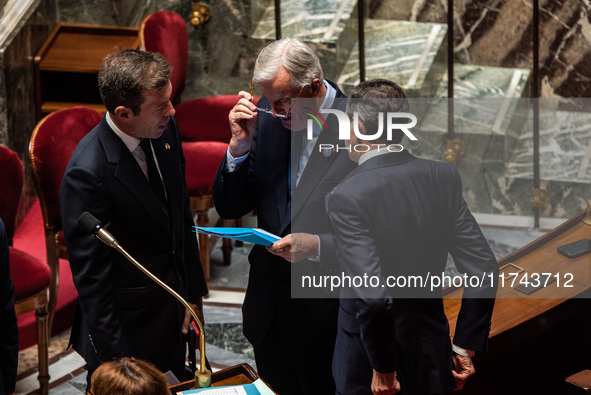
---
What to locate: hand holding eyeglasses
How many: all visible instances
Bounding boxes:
[228,81,306,157]
[228,89,258,158]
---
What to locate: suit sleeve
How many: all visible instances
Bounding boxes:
[174,122,208,302]
[311,152,357,268]
[0,219,18,394]
[448,169,498,352]
[212,132,257,220]
[327,189,396,373]
[61,165,133,362]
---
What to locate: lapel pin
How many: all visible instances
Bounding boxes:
[321,147,335,158]
[164,143,171,150]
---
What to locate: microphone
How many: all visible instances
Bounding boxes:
[78,212,119,248]
[76,212,212,388]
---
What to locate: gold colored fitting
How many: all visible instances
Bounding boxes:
[190,2,211,28]
[530,188,549,215]
[583,199,591,225]
[499,262,524,278]
[443,139,464,164]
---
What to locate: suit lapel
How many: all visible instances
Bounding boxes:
[278,83,347,234]
[265,120,291,234]
[288,125,339,225]
[98,121,172,241]
[152,132,179,244]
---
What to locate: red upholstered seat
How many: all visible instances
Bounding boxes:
[0,144,51,394]
[139,10,187,103]
[30,107,104,231]
[9,247,51,303]
[29,106,104,329]
[183,141,229,196]
[175,95,256,142]
[56,229,65,246]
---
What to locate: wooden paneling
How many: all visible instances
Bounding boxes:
[34,24,139,120]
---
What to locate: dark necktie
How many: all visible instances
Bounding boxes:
[289,132,304,197]
[139,139,167,206]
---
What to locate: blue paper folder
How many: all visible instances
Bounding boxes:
[194,227,281,247]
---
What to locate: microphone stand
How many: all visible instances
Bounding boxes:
[84,215,211,388]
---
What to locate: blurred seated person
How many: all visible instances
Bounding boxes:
[90,358,171,395]
[0,218,18,395]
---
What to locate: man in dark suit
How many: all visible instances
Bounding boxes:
[326,79,498,395]
[60,49,208,389]
[212,38,355,394]
[0,219,18,395]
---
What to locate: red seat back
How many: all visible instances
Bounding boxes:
[174,95,242,143]
[139,11,188,103]
[29,106,103,232]
[0,145,24,240]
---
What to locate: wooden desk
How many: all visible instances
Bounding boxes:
[444,210,591,394]
[34,24,139,119]
[445,209,591,337]
[169,364,277,393]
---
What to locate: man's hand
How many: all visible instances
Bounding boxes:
[266,233,319,262]
[452,354,475,390]
[228,91,258,157]
[182,298,204,335]
[371,370,400,395]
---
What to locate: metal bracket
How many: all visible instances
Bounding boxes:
[443,139,464,164]
[530,188,549,215]
[190,2,211,29]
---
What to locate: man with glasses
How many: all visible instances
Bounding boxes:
[213,38,355,394]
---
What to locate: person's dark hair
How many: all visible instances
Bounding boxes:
[346,79,409,144]
[98,49,172,115]
[90,358,171,395]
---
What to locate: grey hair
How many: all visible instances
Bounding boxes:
[253,38,323,88]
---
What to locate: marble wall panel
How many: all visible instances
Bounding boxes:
[337,20,447,97]
[3,0,55,224]
[53,0,273,100]
[252,0,356,41]
[370,0,591,100]
[204,322,254,361]
[57,0,151,26]
[507,108,591,184]
[39,0,590,219]
[4,0,54,158]
[410,126,590,218]
[249,0,358,83]
[183,1,265,99]
[420,67,530,142]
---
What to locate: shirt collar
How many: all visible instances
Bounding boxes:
[106,112,141,152]
[309,80,336,138]
[358,147,402,166]
[320,80,336,111]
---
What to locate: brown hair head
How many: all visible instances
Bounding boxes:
[90,358,171,395]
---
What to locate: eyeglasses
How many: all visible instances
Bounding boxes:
[250,80,306,119]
